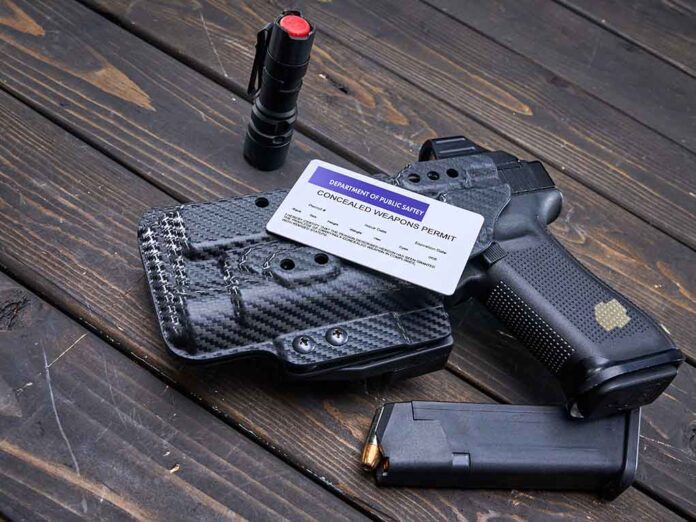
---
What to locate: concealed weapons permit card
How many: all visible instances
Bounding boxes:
[266,160,484,295]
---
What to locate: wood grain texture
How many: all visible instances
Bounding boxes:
[0,0,354,203]
[84,0,696,247]
[0,86,682,521]
[447,301,696,516]
[0,0,693,514]
[560,0,696,77]
[294,0,696,246]
[426,0,696,152]
[10,0,690,365]
[0,273,365,521]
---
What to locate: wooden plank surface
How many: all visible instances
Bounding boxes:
[560,0,696,77]
[426,0,696,152]
[0,0,693,514]
[67,0,695,368]
[1,0,692,366]
[293,0,696,246]
[85,0,696,247]
[0,273,365,521]
[0,0,352,203]
[0,81,683,521]
[448,302,696,516]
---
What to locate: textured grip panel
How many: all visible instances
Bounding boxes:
[505,240,650,345]
[487,282,574,374]
[486,229,665,376]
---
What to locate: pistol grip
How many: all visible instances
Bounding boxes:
[481,223,683,418]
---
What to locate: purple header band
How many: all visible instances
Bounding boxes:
[309,167,429,222]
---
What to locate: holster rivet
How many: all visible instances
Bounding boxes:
[292,335,315,353]
[326,327,348,346]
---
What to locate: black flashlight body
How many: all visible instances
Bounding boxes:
[244,11,315,171]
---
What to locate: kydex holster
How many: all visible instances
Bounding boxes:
[138,136,683,419]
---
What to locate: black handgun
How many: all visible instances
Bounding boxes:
[138,136,682,418]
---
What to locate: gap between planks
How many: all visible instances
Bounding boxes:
[421,0,696,156]
[556,0,696,79]
[0,261,380,521]
[0,67,691,520]
[77,0,696,253]
[0,3,691,516]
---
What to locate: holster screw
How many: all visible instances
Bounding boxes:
[326,327,348,346]
[292,335,315,353]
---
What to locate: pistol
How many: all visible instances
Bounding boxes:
[138,136,682,418]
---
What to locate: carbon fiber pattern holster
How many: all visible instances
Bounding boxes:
[139,136,681,416]
[138,153,508,380]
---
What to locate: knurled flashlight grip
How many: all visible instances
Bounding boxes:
[481,207,682,418]
[244,11,315,170]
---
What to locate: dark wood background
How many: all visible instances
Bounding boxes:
[0,0,693,520]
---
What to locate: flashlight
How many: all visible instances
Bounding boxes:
[244,11,315,171]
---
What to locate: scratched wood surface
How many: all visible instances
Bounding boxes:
[560,0,696,77]
[291,0,696,247]
[87,0,696,248]
[0,274,364,521]
[75,0,696,366]
[426,0,696,152]
[0,0,693,519]
[24,1,692,513]
[0,0,355,203]
[0,1,692,511]
[0,74,683,521]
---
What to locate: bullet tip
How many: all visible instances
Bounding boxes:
[361,436,382,470]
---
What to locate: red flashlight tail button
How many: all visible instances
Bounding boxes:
[279,15,311,38]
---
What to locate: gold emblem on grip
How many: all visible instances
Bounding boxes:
[594,299,630,332]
